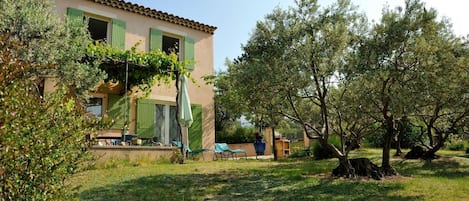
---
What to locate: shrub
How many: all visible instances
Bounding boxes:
[445,141,468,151]
[0,85,94,200]
[311,136,341,160]
[0,0,102,199]
[216,126,257,143]
[289,141,310,158]
[289,150,310,158]
[363,130,385,148]
[364,125,421,149]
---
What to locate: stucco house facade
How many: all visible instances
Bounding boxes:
[50,0,216,156]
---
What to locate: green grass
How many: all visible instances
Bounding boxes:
[69,149,469,201]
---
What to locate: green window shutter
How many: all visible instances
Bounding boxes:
[108,94,129,129]
[149,28,162,52]
[66,7,83,22]
[112,19,126,50]
[188,104,202,149]
[184,37,195,70]
[136,99,156,138]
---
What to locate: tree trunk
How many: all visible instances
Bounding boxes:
[423,136,443,160]
[395,116,409,156]
[381,117,397,176]
[405,145,425,159]
[394,131,402,156]
[272,127,277,161]
[174,71,185,164]
[333,158,383,180]
[337,156,356,178]
[427,125,434,147]
[317,139,358,178]
[421,121,440,160]
[405,144,441,160]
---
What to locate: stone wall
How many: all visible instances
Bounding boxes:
[90,146,176,162]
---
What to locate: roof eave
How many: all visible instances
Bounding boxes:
[87,0,217,35]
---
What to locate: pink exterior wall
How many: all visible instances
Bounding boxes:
[220,127,279,157]
[228,143,265,157]
[53,0,215,152]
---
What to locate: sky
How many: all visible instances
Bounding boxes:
[128,0,469,72]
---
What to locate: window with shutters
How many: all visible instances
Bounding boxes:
[67,8,125,49]
[136,99,179,144]
[149,28,194,69]
[162,34,182,60]
[137,99,203,148]
[87,16,110,42]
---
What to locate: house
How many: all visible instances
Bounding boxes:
[50,0,217,159]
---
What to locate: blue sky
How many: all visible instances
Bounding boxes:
[128,0,468,72]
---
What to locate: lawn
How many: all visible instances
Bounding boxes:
[69,148,469,201]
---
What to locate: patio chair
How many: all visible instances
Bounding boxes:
[110,139,122,146]
[171,141,210,160]
[214,143,247,160]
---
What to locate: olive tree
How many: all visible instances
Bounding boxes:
[349,0,468,173]
[228,0,368,175]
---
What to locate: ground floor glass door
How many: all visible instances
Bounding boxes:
[154,104,179,145]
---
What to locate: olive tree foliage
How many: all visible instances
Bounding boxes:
[213,70,244,132]
[0,0,105,97]
[349,0,435,175]
[284,0,367,176]
[227,0,367,174]
[348,0,468,172]
[328,82,379,154]
[227,8,296,160]
[407,15,469,158]
[0,0,103,199]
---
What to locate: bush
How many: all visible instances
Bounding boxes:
[364,130,385,148]
[0,0,106,199]
[289,150,310,158]
[311,136,341,160]
[364,125,421,149]
[1,85,94,200]
[289,141,310,158]
[445,141,468,151]
[216,126,257,143]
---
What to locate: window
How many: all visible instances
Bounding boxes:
[162,35,181,59]
[86,97,103,117]
[88,17,109,41]
[67,8,126,49]
[137,99,202,147]
[154,104,179,145]
[149,28,194,69]
[87,17,110,42]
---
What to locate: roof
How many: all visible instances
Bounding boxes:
[86,0,217,35]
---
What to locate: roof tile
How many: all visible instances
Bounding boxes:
[86,0,217,34]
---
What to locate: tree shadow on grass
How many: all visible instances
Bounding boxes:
[395,156,469,179]
[79,165,419,201]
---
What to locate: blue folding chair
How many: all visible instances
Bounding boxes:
[214,143,247,160]
[172,141,210,160]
